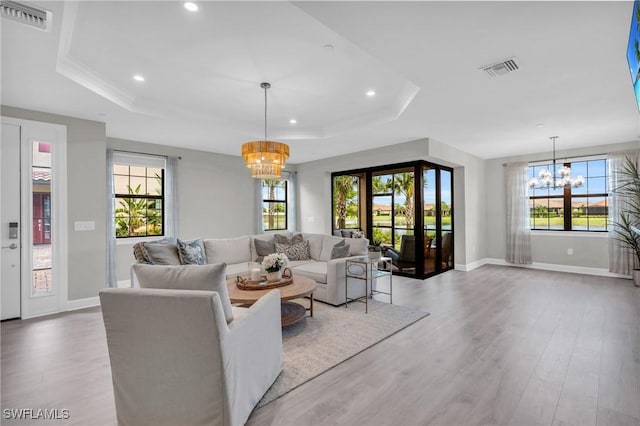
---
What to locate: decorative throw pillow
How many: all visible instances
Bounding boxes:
[142,240,181,265]
[133,242,152,264]
[254,238,276,262]
[274,233,303,246]
[341,230,354,238]
[331,241,351,259]
[276,240,310,261]
[177,239,207,265]
[132,263,233,323]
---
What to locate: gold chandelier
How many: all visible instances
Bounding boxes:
[241,82,289,178]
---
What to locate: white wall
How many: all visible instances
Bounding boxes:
[108,138,257,281]
[484,140,639,272]
[296,138,486,269]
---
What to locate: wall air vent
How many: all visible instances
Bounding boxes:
[0,0,51,31]
[480,57,520,77]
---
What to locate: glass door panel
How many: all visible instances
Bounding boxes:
[31,141,53,296]
[423,167,437,274]
[440,169,453,270]
[332,174,361,232]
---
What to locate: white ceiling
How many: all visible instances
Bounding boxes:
[2,1,639,164]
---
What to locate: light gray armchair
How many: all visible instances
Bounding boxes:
[99,288,283,426]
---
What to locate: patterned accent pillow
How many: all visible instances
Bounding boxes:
[177,239,207,265]
[274,233,304,246]
[254,238,276,263]
[133,242,152,264]
[331,242,351,259]
[276,240,310,261]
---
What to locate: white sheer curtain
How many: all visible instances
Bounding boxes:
[505,161,532,264]
[165,155,179,240]
[608,150,640,275]
[254,179,264,234]
[105,149,117,287]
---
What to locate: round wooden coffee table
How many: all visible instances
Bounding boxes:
[227,275,317,326]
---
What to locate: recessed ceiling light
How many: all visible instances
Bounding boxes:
[289,119,297,124]
[366,90,376,97]
[133,75,145,82]
[184,2,198,12]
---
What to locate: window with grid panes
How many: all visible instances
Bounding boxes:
[112,152,165,238]
[262,179,287,231]
[528,158,608,231]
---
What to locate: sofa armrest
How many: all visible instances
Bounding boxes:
[324,255,374,305]
[130,264,140,288]
[222,290,283,424]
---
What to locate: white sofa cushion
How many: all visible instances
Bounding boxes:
[302,233,324,260]
[293,262,328,284]
[319,235,347,261]
[132,263,234,323]
[348,237,369,256]
[204,236,251,265]
[286,259,315,269]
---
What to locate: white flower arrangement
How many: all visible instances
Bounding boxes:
[262,253,288,272]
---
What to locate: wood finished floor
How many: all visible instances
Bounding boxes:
[2,265,639,426]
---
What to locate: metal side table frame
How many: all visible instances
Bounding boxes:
[345,256,392,313]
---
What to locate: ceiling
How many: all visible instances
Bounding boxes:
[2,1,638,164]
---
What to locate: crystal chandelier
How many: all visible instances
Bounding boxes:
[527,136,584,189]
[241,82,289,178]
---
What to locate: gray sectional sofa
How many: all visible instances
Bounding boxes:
[131,231,370,306]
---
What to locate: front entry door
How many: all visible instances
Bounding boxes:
[1,123,22,320]
[1,117,68,319]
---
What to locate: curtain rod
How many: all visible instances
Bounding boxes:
[112,149,182,160]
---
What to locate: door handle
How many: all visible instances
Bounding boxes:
[1,243,18,249]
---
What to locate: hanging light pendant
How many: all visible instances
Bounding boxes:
[241,82,289,178]
[528,136,584,189]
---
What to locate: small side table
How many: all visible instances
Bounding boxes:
[345,256,392,313]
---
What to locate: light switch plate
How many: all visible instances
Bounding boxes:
[74,221,95,231]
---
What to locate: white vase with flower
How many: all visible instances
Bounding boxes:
[262,253,288,283]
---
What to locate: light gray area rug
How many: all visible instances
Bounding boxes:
[257,299,430,407]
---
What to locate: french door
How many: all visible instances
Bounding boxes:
[332,160,454,279]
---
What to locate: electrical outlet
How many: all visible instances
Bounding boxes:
[567,248,573,255]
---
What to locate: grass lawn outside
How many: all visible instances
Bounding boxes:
[531,215,608,231]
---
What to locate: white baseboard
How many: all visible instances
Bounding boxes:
[66,296,100,311]
[455,259,489,272]
[65,281,130,312]
[481,258,631,279]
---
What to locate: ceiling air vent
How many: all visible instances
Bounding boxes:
[480,57,520,77]
[0,0,51,31]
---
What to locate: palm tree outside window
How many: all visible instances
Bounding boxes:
[262,179,287,231]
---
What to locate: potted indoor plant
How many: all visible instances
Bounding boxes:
[612,155,640,287]
[262,253,288,282]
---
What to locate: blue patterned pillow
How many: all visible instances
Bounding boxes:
[177,239,207,265]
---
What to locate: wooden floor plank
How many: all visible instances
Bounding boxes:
[2,265,638,426]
